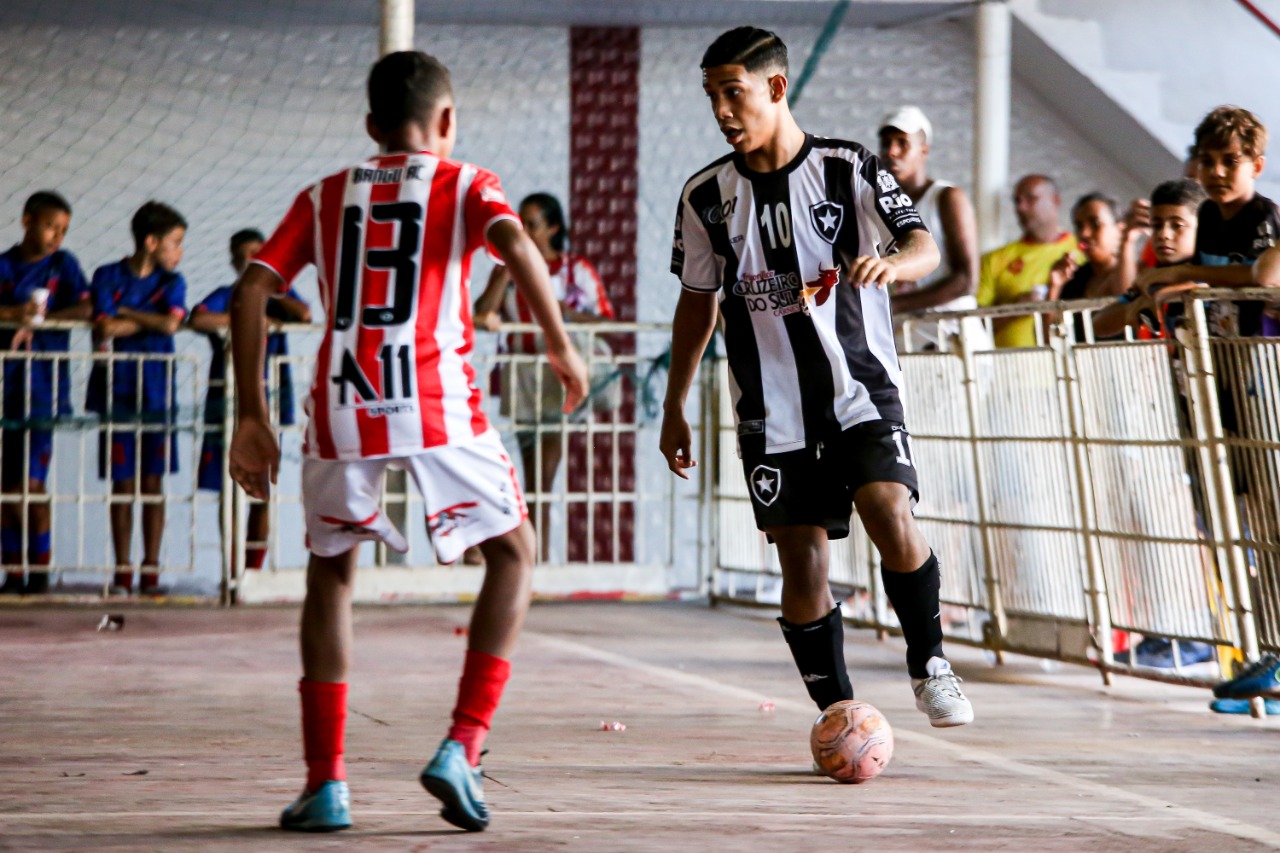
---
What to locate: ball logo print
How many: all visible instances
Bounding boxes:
[809,201,843,245]
[749,464,781,506]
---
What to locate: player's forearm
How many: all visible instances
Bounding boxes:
[47,300,92,322]
[1165,263,1255,287]
[492,223,573,354]
[117,307,182,335]
[886,230,941,284]
[98,316,141,338]
[1254,248,1280,287]
[892,270,973,314]
[663,290,718,414]
[230,267,275,421]
[474,265,511,317]
[188,311,229,333]
[273,296,312,323]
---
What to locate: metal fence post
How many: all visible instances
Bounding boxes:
[1058,311,1114,683]
[1183,297,1265,717]
[959,317,1006,661]
[219,333,238,605]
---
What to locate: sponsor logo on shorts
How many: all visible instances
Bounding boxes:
[749,464,781,507]
[428,501,480,538]
[737,419,764,436]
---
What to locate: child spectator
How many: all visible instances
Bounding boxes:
[189,228,310,573]
[1137,106,1279,334]
[86,201,188,595]
[0,191,91,594]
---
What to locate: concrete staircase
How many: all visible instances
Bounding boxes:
[1009,0,1280,199]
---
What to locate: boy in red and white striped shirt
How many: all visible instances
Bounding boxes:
[229,51,587,834]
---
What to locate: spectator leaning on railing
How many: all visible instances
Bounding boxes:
[0,191,92,595]
[876,106,981,353]
[977,174,1083,348]
[189,228,310,575]
[85,201,188,596]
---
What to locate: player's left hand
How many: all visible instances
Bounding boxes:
[229,416,279,501]
[846,255,899,289]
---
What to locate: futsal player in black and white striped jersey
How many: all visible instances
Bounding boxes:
[660,27,973,728]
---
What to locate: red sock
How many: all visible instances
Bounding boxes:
[447,650,511,766]
[246,547,266,570]
[299,679,347,791]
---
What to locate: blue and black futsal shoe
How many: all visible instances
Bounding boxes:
[1213,652,1280,699]
[420,738,489,832]
[279,780,352,832]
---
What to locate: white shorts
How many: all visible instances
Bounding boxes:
[301,429,527,565]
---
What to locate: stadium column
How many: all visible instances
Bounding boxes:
[973,0,1011,252]
[566,27,638,565]
[380,0,413,564]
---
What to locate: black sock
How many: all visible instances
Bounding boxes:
[778,604,855,711]
[881,552,945,679]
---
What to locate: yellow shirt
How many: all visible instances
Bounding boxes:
[977,234,1081,348]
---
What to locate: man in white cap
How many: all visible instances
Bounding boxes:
[878,106,981,352]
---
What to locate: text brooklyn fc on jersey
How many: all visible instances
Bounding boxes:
[672,134,928,455]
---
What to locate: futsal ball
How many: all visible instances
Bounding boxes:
[810,700,894,783]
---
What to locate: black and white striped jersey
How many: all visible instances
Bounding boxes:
[671,134,930,454]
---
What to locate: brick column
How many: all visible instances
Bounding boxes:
[566,27,638,564]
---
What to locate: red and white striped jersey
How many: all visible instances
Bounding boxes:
[509,254,614,354]
[253,151,519,460]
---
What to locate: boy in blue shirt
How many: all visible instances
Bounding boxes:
[0,191,92,594]
[189,228,310,574]
[87,201,188,595]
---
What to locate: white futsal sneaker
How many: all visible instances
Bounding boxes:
[912,656,974,727]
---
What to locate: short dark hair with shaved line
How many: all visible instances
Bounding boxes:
[701,27,788,76]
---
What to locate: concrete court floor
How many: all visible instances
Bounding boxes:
[1,600,1277,853]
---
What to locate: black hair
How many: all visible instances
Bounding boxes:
[368,50,453,132]
[130,201,187,248]
[520,192,567,253]
[701,26,788,75]
[1150,178,1207,211]
[24,190,71,219]
[229,228,266,253]
[1071,191,1119,222]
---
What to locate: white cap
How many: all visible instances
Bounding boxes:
[878,106,932,145]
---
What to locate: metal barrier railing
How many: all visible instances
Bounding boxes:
[711,290,1280,708]
[219,322,705,603]
[0,320,706,604]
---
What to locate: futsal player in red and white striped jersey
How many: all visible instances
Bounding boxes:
[228,51,588,834]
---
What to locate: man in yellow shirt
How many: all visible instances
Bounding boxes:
[978,174,1082,347]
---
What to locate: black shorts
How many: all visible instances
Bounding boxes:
[738,420,920,539]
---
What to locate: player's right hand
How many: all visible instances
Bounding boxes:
[547,343,589,412]
[229,416,279,501]
[659,411,697,479]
